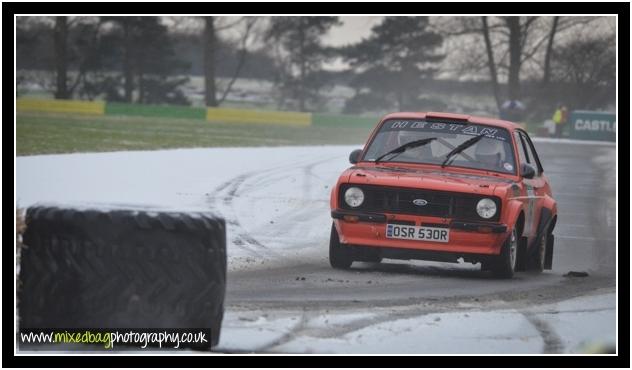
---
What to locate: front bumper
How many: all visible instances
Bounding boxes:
[332,209,508,256]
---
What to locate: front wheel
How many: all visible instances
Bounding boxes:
[490,228,518,279]
[329,223,353,269]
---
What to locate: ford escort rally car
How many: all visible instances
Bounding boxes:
[329,112,557,278]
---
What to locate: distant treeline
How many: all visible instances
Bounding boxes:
[17,26,279,80]
[16,16,616,122]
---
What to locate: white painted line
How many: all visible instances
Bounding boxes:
[557,214,590,218]
[555,193,605,198]
[557,235,615,242]
[532,137,616,146]
[558,223,591,228]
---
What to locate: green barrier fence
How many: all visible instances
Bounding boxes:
[105,102,206,120]
[18,98,386,128]
[311,113,379,128]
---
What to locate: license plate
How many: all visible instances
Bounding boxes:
[386,224,449,243]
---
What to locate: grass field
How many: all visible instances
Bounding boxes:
[16,112,375,156]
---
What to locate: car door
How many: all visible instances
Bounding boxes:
[516,130,546,241]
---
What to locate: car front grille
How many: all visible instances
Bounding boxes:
[339,184,501,222]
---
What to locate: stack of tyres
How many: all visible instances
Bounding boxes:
[18,206,227,350]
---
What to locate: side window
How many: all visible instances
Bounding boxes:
[516,131,540,176]
[520,132,544,174]
[514,132,529,166]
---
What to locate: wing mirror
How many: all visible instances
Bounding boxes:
[349,149,363,164]
[521,163,536,179]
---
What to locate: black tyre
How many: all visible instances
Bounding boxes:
[363,256,383,264]
[329,223,353,269]
[353,247,382,264]
[480,261,492,271]
[18,206,226,349]
[490,228,518,279]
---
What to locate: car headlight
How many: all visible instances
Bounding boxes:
[344,187,365,208]
[476,198,497,219]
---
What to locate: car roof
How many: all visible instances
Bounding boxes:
[381,111,522,131]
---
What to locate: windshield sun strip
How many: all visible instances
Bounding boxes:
[361,119,516,174]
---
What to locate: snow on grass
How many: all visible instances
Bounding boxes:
[15,146,355,211]
[16,145,357,270]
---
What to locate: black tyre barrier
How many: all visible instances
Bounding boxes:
[18,206,226,350]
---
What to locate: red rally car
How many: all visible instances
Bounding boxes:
[329,112,557,278]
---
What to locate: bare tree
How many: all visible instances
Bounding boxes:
[481,17,501,110]
[53,16,69,99]
[504,16,532,100]
[122,18,133,102]
[440,16,603,113]
[541,16,559,86]
[216,18,258,105]
[100,17,136,102]
[53,16,101,99]
[202,16,259,107]
[436,17,537,108]
[551,35,615,108]
[203,17,218,107]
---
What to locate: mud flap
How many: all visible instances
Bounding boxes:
[544,234,554,270]
[516,236,528,272]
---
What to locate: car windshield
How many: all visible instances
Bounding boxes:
[362,119,517,174]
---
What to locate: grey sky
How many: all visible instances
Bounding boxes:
[322,16,383,46]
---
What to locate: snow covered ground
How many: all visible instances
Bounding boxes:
[16,146,349,211]
[15,143,617,354]
[16,145,355,270]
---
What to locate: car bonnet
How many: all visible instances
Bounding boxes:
[347,165,514,195]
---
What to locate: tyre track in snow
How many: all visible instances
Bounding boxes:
[206,155,341,261]
[223,284,614,354]
[209,173,269,258]
[249,157,336,249]
[521,311,565,353]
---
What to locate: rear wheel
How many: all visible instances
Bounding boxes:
[329,223,353,269]
[480,261,492,271]
[490,228,518,279]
